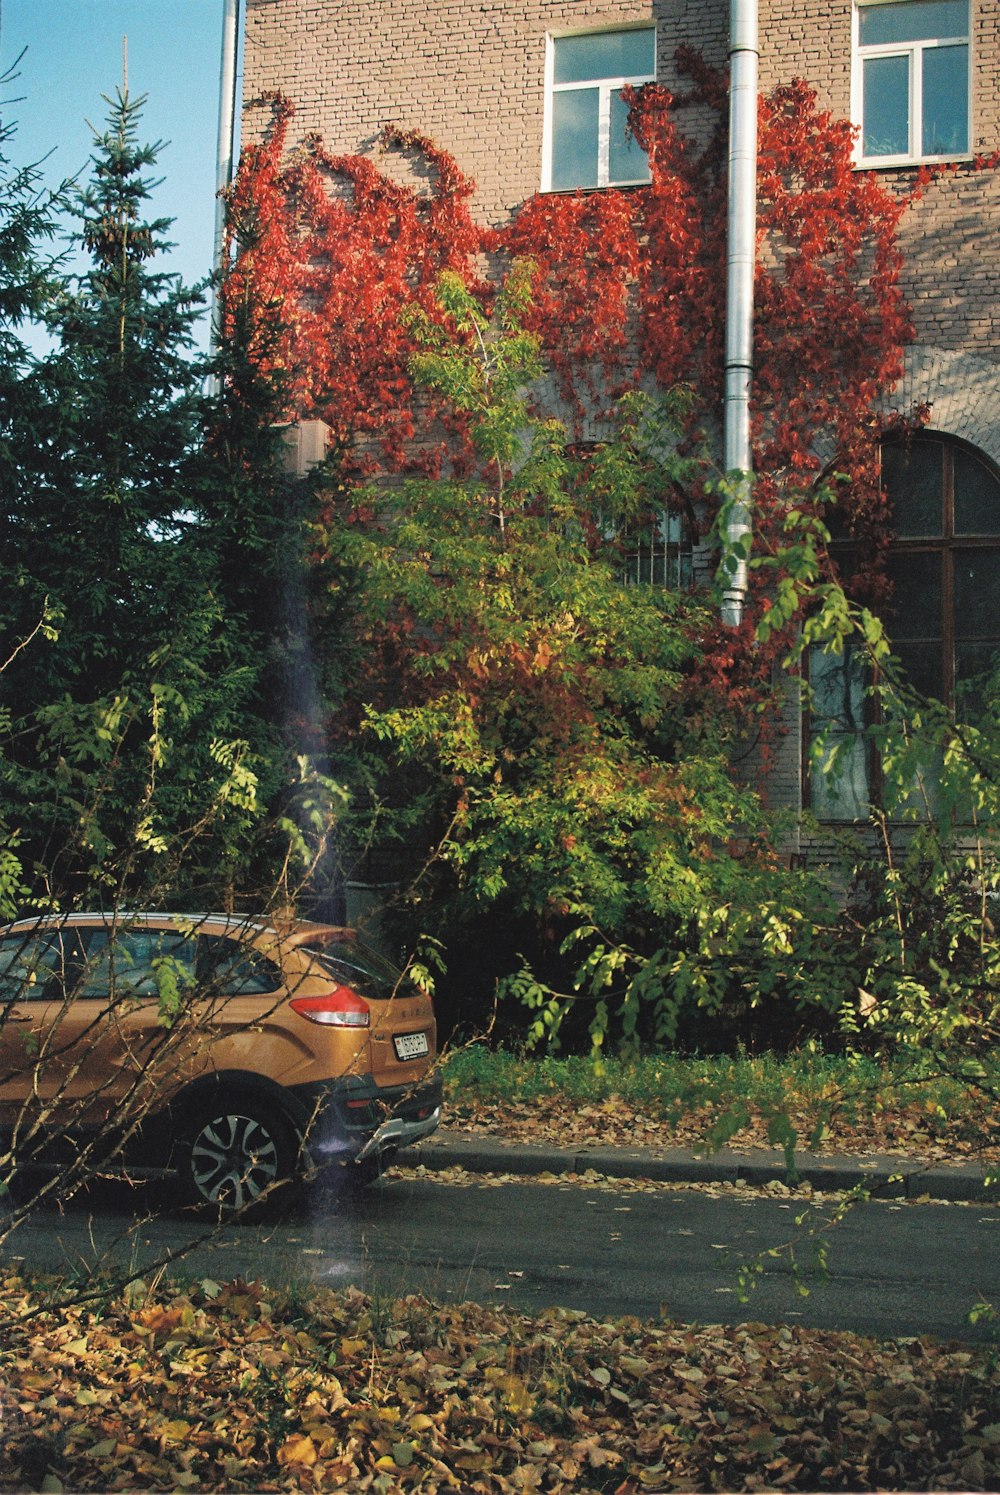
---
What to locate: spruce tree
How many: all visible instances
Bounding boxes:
[20,87,208,697]
[0,97,65,917]
[2,90,266,902]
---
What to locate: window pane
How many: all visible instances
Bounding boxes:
[922,44,968,155]
[956,642,1000,723]
[609,89,650,183]
[554,29,654,85]
[78,930,196,999]
[811,732,872,819]
[309,940,401,1002]
[955,643,1000,733]
[953,446,1000,535]
[0,933,80,1002]
[882,442,943,537]
[624,510,692,586]
[863,55,910,157]
[894,639,944,700]
[884,551,942,639]
[809,646,871,820]
[953,551,1000,640]
[551,88,600,189]
[811,646,866,731]
[859,0,967,46]
[198,935,281,995]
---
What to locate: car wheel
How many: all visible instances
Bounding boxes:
[179,1100,298,1219]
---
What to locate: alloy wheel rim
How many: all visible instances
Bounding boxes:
[191,1113,280,1210]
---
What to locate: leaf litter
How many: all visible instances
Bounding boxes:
[389,1160,986,1208]
[445,1092,1000,1168]
[1,1270,999,1492]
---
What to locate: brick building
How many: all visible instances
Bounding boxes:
[241,0,1000,839]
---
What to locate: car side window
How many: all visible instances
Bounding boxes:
[196,935,281,996]
[76,929,198,1001]
[0,929,87,1002]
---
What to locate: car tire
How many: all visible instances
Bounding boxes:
[178,1098,299,1220]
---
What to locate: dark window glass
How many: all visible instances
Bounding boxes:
[882,442,943,537]
[622,510,692,589]
[77,928,197,1000]
[811,435,1000,819]
[808,644,871,820]
[894,640,945,701]
[954,551,1000,640]
[884,550,942,639]
[304,940,402,1002]
[197,935,281,995]
[0,930,85,1002]
[953,446,1000,535]
[955,643,1000,727]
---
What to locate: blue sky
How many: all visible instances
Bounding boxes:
[1,0,236,346]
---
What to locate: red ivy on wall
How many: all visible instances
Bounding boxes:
[222,54,943,665]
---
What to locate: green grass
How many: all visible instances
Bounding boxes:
[441,1044,998,1135]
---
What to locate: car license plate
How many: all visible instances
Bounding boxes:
[394,1031,429,1061]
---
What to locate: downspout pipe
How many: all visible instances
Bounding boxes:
[210,0,241,352]
[719,0,759,628]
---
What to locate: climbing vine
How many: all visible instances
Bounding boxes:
[217,54,950,833]
[225,55,929,614]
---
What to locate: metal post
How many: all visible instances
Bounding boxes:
[720,0,759,628]
[210,0,241,351]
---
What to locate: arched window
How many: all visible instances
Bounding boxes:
[809,435,1000,820]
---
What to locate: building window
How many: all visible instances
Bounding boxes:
[544,28,655,192]
[809,436,1000,819]
[854,0,970,165]
[622,509,693,589]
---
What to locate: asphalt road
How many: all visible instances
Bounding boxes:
[3,1174,997,1342]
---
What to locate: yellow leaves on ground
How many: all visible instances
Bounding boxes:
[1,1273,999,1492]
[276,1434,319,1467]
[443,1088,1000,1168]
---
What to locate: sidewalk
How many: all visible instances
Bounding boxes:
[408,1126,999,1203]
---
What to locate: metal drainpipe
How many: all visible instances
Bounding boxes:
[719,0,759,628]
[210,0,241,353]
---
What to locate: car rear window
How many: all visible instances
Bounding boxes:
[302,940,403,1002]
[196,935,282,995]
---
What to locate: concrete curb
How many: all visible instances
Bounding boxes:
[407,1129,999,1204]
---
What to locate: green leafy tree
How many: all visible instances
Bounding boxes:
[312,270,838,1045]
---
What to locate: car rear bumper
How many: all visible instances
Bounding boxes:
[287,1072,443,1166]
[354,1104,442,1162]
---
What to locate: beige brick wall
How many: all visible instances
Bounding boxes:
[242,0,729,225]
[244,0,1000,352]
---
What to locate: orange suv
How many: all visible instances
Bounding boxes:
[0,912,441,1215]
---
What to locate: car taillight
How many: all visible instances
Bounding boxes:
[289,987,370,1027]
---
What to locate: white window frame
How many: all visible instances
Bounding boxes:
[852,0,972,167]
[542,26,656,193]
